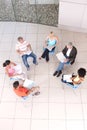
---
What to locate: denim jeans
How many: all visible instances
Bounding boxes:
[41,47,55,61]
[22,52,37,68]
[56,61,70,72]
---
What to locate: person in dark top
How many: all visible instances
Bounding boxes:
[53,42,77,77]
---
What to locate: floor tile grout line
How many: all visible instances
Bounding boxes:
[80,89,86,130]
[48,66,50,130]
[11,99,18,130]
[63,85,68,130]
[30,24,38,130]
[0,74,7,103]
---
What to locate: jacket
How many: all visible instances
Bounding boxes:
[62,46,77,64]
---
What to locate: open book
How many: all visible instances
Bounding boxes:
[63,74,72,83]
[23,79,35,89]
[56,52,66,63]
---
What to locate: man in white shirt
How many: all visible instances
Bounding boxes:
[53,42,77,77]
[16,37,38,70]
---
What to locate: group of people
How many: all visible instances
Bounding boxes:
[3,31,86,98]
[3,59,40,97]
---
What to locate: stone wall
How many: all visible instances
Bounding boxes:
[0,0,58,26]
[0,0,15,21]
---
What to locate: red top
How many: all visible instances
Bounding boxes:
[13,86,30,97]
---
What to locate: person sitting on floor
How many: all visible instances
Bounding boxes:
[3,60,25,80]
[39,31,58,62]
[13,80,40,97]
[61,68,86,87]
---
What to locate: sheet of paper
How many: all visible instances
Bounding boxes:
[13,64,22,74]
[63,74,72,82]
[56,52,66,63]
[23,79,35,88]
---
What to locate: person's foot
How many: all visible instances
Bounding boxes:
[56,71,62,77]
[32,91,40,96]
[35,62,38,65]
[53,71,58,76]
[46,60,49,62]
[39,57,41,60]
[27,67,30,71]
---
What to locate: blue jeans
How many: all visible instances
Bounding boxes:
[22,52,37,68]
[56,61,70,72]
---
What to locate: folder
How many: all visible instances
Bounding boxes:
[56,52,66,63]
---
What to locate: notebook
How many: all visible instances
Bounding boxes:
[23,79,35,89]
[63,74,72,83]
[56,52,66,63]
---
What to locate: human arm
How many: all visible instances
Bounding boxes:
[27,43,32,51]
[55,36,59,47]
[10,62,16,66]
[68,47,77,64]
[43,36,49,48]
[16,43,30,55]
[5,68,11,77]
[71,76,84,85]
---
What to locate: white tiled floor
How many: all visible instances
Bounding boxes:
[0,22,87,130]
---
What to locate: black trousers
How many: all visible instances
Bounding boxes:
[41,47,55,61]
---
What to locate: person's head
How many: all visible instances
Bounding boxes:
[13,81,19,89]
[3,62,7,67]
[67,42,73,49]
[17,37,24,43]
[77,68,86,78]
[3,60,11,67]
[50,31,54,36]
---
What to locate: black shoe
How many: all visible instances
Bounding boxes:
[27,67,30,71]
[53,71,58,76]
[32,91,40,96]
[56,71,62,77]
[61,78,66,83]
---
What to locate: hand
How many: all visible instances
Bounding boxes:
[64,58,69,63]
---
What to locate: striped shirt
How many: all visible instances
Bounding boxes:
[16,41,32,56]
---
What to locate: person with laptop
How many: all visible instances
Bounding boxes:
[53,42,77,77]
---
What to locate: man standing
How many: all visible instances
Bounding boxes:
[53,42,77,77]
[16,37,38,71]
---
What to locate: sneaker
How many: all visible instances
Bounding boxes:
[53,71,58,76]
[56,71,62,77]
[32,91,40,96]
